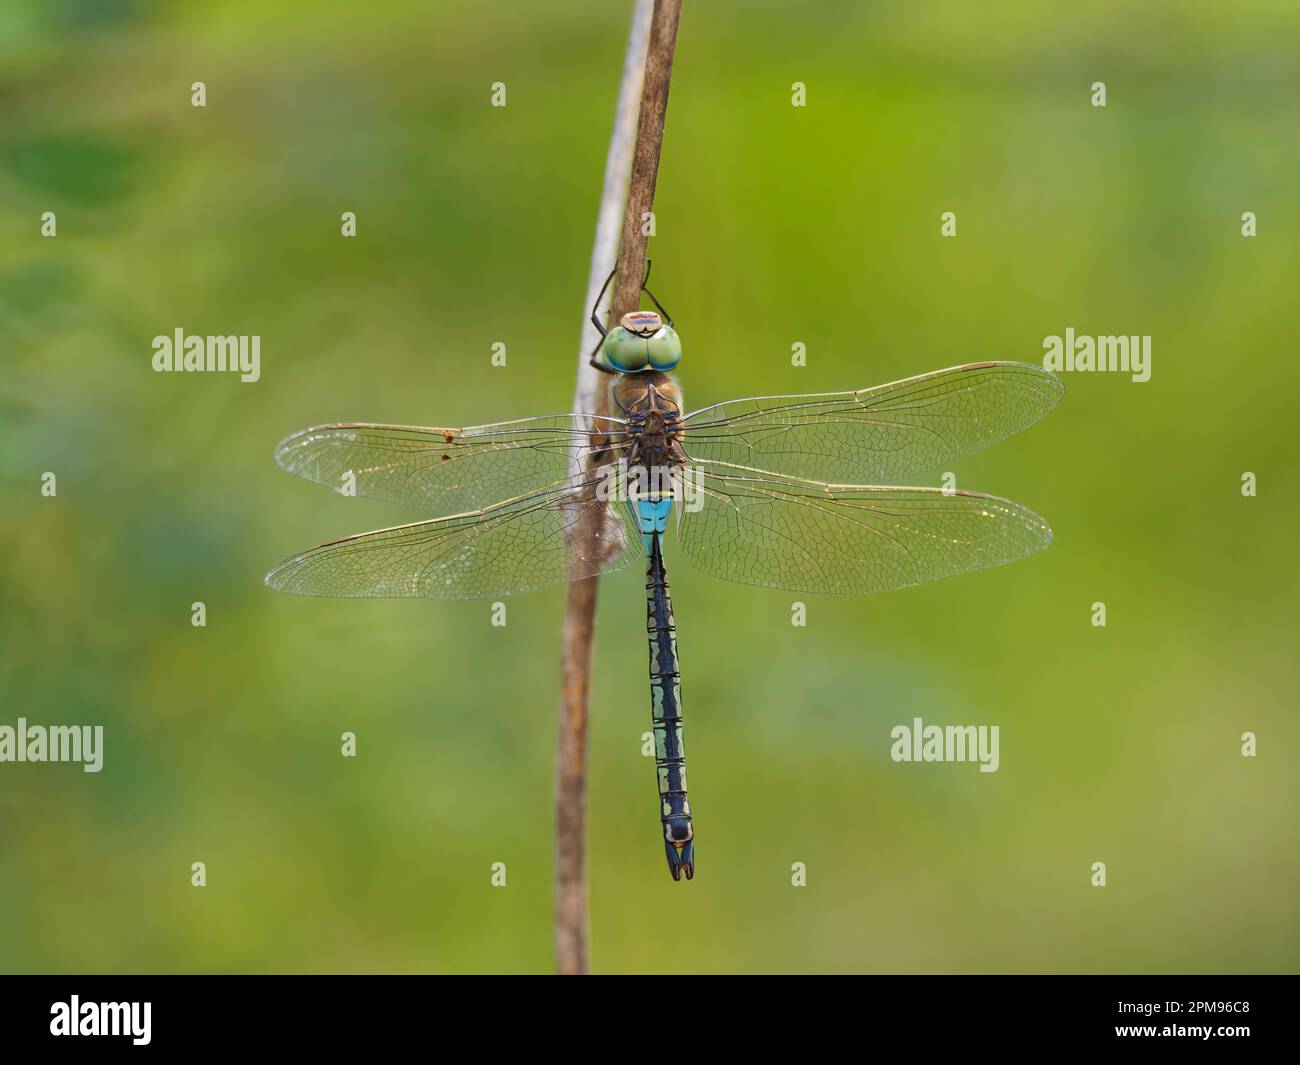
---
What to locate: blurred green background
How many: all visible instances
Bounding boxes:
[2,0,1297,974]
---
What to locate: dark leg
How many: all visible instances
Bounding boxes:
[640,259,674,327]
[589,267,616,338]
[587,267,621,374]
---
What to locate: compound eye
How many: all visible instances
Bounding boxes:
[646,325,681,371]
[602,327,649,372]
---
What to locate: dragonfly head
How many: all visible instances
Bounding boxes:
[602,311,681,373]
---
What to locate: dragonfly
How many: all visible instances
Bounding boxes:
[266,270,1063,881]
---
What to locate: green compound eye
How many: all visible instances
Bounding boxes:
[646,324,681,370]
[602,326,650,372]
[602,311,681,373]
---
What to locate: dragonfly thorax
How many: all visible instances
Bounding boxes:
[614,374,684,469]
[629,415,682,469]
[613,371,682,417]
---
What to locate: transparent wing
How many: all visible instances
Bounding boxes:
[274,415,630,513]
[265,475,641,601]
[677,468,1052,595]
[680,362,1062,484]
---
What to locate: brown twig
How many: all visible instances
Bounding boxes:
[555,0,651,977]
[555,0,683,976]
[612,0,682,320]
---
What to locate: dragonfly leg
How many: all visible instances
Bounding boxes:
[640,259,674,328]
[588,351,619,375]
[588,266,621,374]
[589,266,615,338]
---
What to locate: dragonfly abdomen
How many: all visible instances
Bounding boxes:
[645,530,694,882]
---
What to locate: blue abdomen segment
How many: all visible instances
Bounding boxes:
[645,532,693,881]
[630,495,674,554]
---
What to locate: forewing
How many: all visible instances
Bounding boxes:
[274,415,628,513]
[680,362,1061,484]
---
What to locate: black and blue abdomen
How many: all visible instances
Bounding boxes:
[633,494,694,881]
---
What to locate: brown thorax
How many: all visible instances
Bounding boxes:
[614,375,685,469]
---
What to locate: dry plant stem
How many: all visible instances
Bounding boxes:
[555,0,684,975]
[555,0,656,977]
[612,0,683,319]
